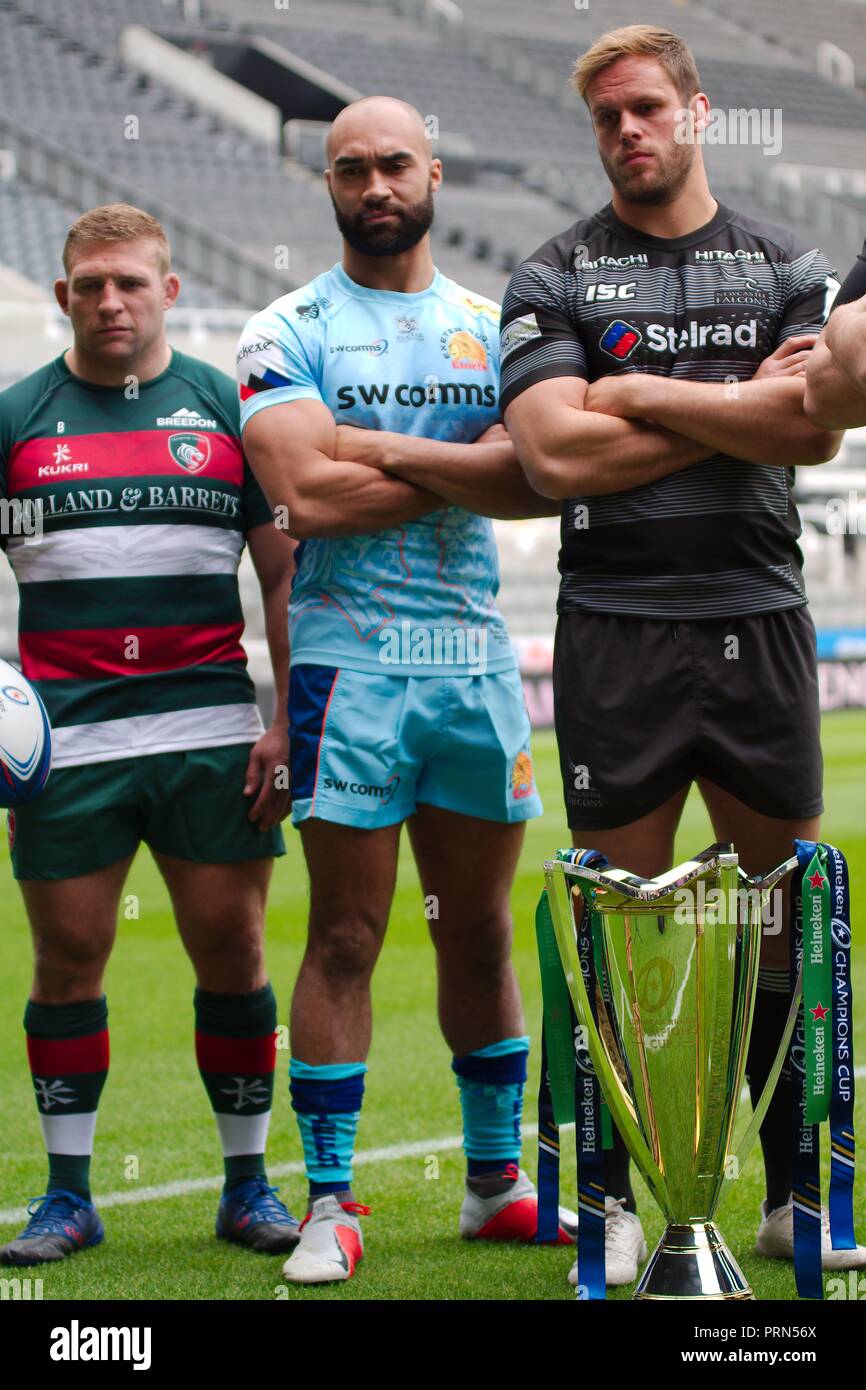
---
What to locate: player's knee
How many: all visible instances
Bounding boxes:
[189,921,265,986]
[434,912,513,975]
[33,933,111,988]
[308,915,383,981]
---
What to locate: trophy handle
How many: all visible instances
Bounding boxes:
[720,856,800,1188]
[721,964,803,1196]
[543,868,673,1216]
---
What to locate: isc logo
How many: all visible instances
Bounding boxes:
[585,281,637,302]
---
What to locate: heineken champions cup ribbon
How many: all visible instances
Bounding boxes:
[534,842,856,1300]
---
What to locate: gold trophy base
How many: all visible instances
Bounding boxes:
[634,1222,755,1300]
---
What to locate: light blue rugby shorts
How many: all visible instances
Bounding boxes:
[287,664,543,828]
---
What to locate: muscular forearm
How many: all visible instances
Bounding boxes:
[805,322,866,429]
[511,409,713,500]
[244,405,444,540]
[804,343,866,429]
[266,457,442,539]
[376,433,559,519]
[632,375,839,466]
[824,300,866,392]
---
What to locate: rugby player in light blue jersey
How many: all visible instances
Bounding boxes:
[237,96,571,1284]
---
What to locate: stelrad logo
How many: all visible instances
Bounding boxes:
[599,319,642,360]
[600,317,758,358]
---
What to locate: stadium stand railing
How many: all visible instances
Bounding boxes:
[0,108,289,307]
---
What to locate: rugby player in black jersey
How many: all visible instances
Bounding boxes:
[806,238,866,427]
[501,24,866,1286]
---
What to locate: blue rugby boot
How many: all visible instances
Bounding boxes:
[0,1190,104,1266]
[216,1176,301,1253]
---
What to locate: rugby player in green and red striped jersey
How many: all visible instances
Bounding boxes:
[0,205,300,1266]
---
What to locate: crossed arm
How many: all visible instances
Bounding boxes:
[504,337,842,501]
[804,297,866,429]
[242,397,557,541]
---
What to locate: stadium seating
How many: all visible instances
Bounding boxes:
[458,0,793,65]
[0,176,231,306]
[2,0,864,304]
[0,0,863,655]
[719,0,866,92]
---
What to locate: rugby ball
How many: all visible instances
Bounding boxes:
[0,659,52,807]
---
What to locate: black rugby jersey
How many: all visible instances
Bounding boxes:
[500,202,838,620]
[833,238,866,309]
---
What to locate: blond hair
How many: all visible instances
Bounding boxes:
[62,204,171,275]
[572,25,701,106]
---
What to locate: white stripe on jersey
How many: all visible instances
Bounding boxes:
[7,523,243,583]
[50,703,264,768]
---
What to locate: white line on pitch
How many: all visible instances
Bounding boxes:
[3,1060,865,1228]
[0,1124,543,1228]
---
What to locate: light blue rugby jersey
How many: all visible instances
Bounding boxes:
[237,262,517,677]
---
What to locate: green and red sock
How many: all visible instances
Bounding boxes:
[194,983,278,1191]
[25,996,110,1202]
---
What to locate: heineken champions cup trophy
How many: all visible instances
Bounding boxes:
[538,844,802,1300]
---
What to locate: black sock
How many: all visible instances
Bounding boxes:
[466,1170,518,1198]
[604,1125,636,1213]
[308,1185,353,1213]
[746,978,792,1213]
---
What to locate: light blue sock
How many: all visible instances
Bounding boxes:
[289,1059,367,1197]
[451,1036,530,1176]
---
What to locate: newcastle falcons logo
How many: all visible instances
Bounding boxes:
[168,432,211,474]
[714,267,770,307]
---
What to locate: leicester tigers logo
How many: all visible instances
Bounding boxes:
[168,432,211,474]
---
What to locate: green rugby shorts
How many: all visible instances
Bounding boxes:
[8,743,286,881]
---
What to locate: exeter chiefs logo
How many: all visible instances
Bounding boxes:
[440,329,488,370]
[168,432,211,474]
[511,751,534,800]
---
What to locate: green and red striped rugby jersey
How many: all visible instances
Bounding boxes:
[0,350,274,767]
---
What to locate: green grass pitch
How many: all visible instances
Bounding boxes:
[1,715,864,1302]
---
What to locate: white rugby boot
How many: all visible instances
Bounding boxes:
[282,1194,369,1284]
